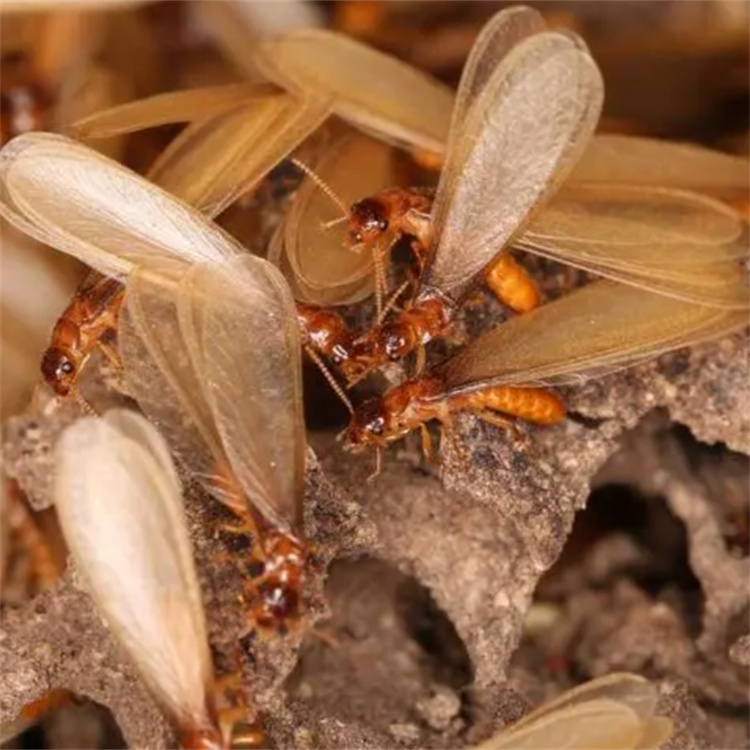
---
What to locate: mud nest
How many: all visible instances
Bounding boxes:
[1,292,748,748]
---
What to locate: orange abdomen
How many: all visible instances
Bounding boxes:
[463,385,565,425]
[484,255,540,313]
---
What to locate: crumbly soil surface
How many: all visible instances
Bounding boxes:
[1,311,748,748]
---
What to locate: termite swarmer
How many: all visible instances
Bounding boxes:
[55,410,266,749]
[0,134,311,636]
[343,279,748,465]
[324,7,748,384]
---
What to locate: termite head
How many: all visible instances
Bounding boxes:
[40,346,82,397]
[342,396,398,451]
[348,197,389,248]
[341,321,414,383]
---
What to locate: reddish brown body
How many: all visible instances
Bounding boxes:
[296,303,355,367]
[250,530,307,635]
[343,186,541,381]
[348,187,432,249]
[345,374,565,449]
[41,274,125,396]
[342,291,451,381]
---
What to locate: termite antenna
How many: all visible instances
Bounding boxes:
[291,158,350,220]
[304,346,354,415]
[377,278,410,325]
[322,215,348,229]
[70,387,99,418]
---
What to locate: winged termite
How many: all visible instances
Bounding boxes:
[54,409,266,749]
[334,7,749,383]
[476,673,673,750]
[268,130,405,311]
[0,133,311,631]
[343,279,749,455]
[118,255,308,634]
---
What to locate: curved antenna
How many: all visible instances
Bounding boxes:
[291,157,350,220]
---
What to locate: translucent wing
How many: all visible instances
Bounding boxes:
[441,280,749,395]
[253,29,453,154]
[149,93,329,217]
[426,32,603,298]
[478,674,673,750]
[506,674,660,730]
[517,184,750,308]
[449,6,546,137]
[572,134,750,201]
[118,263,245,517]
[0,134,242,280]
[280,132,397,306]
[187,255,305,532]
[70,83,271,139]
[480,699,642,749]
[55,410,213,732]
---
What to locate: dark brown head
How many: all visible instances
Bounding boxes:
[347,197,389,247]
[340,320,415,384]
[40,346,82,397]
[343,396,391,451]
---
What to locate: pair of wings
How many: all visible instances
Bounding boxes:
[478,673,672,750]
[0,132,305,533]
[412,6,748,309]
[55,410,215,735]
[70,9,749,311]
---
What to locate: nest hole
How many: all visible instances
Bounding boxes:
[11,694,125,750]
[286,556,473,738]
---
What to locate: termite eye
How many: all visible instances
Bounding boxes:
[59,361,75,376]
[369,417,385,436]
[384,334,407,360]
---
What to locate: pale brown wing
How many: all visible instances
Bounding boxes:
[507,674,660,731]
[479,674,672,750]
[517,183,749,308]
[70,83,269,139]
[572,134,750,201]
[449,6,546,136]
[148,93,329,217]
[119,263,246,517]
[440,280,749,395]
[55,411,214,731]
[187,255,305,532]
[281,132,397,305]
[253,29,453,154]
[425,32,603,299]
[479,699,642,750]
[0,134,242,280]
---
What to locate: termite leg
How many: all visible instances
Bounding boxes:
[366,447,383,483]
[484,254,541,313]
[310,627,340,649]
[96,340,121,370]
[473,410,531,449]
[419,423,434,463]
[218,519,261,537]
[474,410,515,432]
[414,343,426,377]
